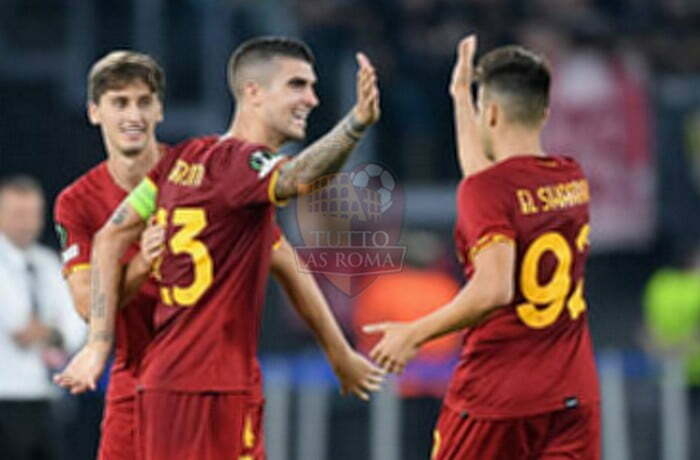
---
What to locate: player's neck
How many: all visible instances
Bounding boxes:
[492,127,545,162]
[226,112,282,150]
[106,140,162,192]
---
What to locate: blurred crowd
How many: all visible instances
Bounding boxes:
[292,0,700,181]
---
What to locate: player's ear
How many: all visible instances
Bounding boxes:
[155,99,164,123]
[487,102,498,128]
[87,101,100,125]
[243,81,264,107]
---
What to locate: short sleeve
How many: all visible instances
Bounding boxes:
[54,191,94,277]
[457,176,516,261]
[216,142,288,208]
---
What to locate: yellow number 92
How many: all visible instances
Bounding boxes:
[516,225,589,329]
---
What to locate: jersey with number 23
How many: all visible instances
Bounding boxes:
[128,135,286,394]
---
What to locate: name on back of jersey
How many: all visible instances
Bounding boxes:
[168,159,205,187]
[516,179,589,216]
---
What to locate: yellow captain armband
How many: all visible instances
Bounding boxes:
[127,177,158,220]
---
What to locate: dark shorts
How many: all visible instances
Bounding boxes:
[432,403,600,460]
[136,390,265,460]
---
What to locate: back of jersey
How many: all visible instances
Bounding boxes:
[140,136,285,393]
[447,155,599,419]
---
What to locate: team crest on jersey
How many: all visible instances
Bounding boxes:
[55,224,68,249]
[248,150,284,178]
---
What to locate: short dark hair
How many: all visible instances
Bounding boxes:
[227,36,315,96]
[475,45,550,127]
[88,50,165,104]
[0,174,44,197]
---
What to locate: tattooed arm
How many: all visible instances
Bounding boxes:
[66,220,164,322]
[275,52,381,200]
[54,202,146,393]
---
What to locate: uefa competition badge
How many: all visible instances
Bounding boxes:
[295,163,405,297]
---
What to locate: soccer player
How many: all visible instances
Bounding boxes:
[56,37,381,459]
[54,51,167,460]
[365,36,601,459]
[56,47,382,459]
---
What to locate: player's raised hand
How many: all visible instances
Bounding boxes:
[53,342,110,394]
[331,349,385,401]
[450,35,477,99]
[363,322,421,375]
[352,52,381,127]
[140,217,165,265]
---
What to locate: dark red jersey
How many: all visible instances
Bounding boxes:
[138,136,286,393]
[446,155,600,418]
[54,160,161,402]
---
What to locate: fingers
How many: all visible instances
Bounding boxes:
[369,346,407,375]
[356,52,373,70]
[460,35,477,60]
[353,387,370,401]
[53,373,94,394]
[353,51,381,125]
[451,34,477,97]
[362,380,382,392]
[141,224,166,262]
[362,323,389,335]
[367,367,385,383]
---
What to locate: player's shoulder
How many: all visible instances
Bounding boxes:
[210,136,280,172]
[501,154,584,177]
[55,162,109,211]
[465,155,583,187]
[211,136,270,159]
[168,135,220,156]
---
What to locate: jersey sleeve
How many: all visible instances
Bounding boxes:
[458,175,516,261]
[54,190,94,276]
[217,143,288,208]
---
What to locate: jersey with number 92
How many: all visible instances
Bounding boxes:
[446,155,599,419]
[132,136,286,393]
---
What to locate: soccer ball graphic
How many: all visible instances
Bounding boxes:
[351,164,396,213]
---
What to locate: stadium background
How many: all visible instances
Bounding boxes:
[1,0,700,459]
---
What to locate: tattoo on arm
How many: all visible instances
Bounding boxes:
[275,112,368,199]
[88,266,112,343]
[110,203,129,225]
[90,267,101,318]
[89,330,114,343]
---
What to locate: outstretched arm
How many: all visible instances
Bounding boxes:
[270,237,384,400]
[54,202,146,393]
[275,53,381,200]
[365,241,515,373]
[450,35,492,177]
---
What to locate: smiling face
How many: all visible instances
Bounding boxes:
[88,79,163,158]
[257,57,319,142]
